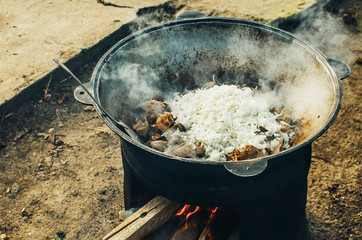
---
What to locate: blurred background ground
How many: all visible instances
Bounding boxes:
[0,0,361,239]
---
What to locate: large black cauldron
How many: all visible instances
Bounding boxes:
[75,17,348,205]
[71,15,350,240]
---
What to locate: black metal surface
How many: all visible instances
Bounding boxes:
[122,139,311,239]
[122,139,311,206]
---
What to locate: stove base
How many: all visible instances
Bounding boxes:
[121,140,311,240]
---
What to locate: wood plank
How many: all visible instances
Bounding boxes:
[103,196,182,240]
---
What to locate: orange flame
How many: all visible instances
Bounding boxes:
[175,205,220,234]
[175,205,202,230]
[175,204,191,216]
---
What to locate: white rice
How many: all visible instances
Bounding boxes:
[166,85,292,161]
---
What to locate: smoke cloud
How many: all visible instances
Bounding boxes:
[280,0,355,63]
[95,9,345,145]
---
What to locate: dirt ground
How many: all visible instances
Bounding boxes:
[0,0,316,106]
[0,0,167,105]
[0,0,361,239]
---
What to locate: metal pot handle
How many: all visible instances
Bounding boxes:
[223,159,268,177]
[327,58,351,80]
[74,82,94,105]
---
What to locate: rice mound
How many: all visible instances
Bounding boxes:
[166,85,292,161]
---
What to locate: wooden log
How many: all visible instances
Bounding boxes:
[198,208,219,240]
[103,196,182,240]
[171,208,206,240]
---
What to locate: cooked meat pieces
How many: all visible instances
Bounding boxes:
[140,100,166,114]
[171,123,186,132]
[150,133,164,141]
[154,113,176,132]
[145,111,159,124]
[195,141,205,157]
[272,138,284,154]
[140,100,167,124]
[258,125,268,132]
[162,128,183,145]
[288,132,299,146]
[280,125,291,133]
[150,140,167,152]
[134,84,300,161]
[202,81,217,89]
[132,120,149,138]
[226,145,258,161]
[276,107,292,123]
[171,143,195,158]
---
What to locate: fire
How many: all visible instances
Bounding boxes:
[175,204,219,236]
[201,207,218,240]
[175,205,202,230]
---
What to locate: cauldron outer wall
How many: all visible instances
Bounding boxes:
[122,140,312,239]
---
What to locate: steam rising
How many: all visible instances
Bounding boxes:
[95,17,341,147]
[287,0,354,63]
[109,63,159,104]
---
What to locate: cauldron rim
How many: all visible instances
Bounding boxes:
[90,17,342,166]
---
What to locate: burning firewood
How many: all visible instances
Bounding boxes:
[197,207,219,240]
[171,206,204,240]
[102,196,181,240]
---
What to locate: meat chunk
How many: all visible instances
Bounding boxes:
[154,113,176,132]
[272,138,284,154]
[145,111,159,124]
[288,131,299,147]
[140,100,167,124]
[172,143,195,158]
[171,123,186,132]
[150,133,164,141]
[202,81,217,89]
[163,128,183,145]
[195,141,205,157]
[132,120,149,138]
[276,107,292,123]
[226,145,258,161]
[150,140,167,152]
[140,100,166,114]
[257,125,268,132]
[280,125,291,133]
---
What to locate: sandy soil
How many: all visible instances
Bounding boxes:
[0,0,317,106]
[0,0,167,105]
[0,0,361,239]
[184,0,317,20]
